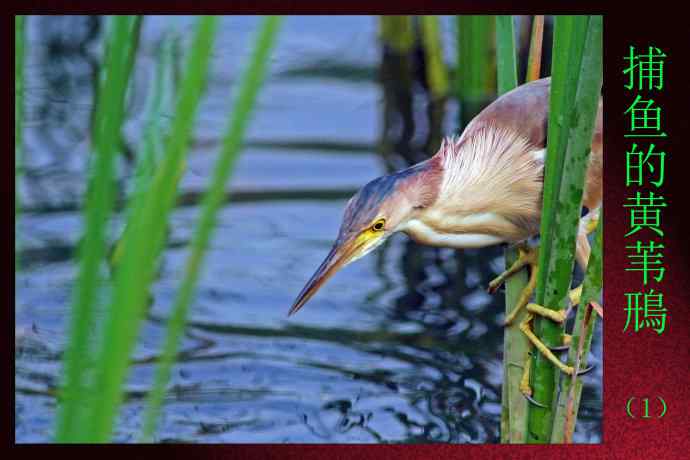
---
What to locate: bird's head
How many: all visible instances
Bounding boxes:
[288,159,440,315]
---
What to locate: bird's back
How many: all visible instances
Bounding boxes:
[459,77,603,211]
[417,77,603,247]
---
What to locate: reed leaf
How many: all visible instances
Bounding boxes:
[15,15,25,270]
[420,16,449,100]
[551,209,602,443]
[495,14,531,443]
[79,16,219,442]
[456,15,495,127]
[110,30,178,270]
[379,16,414,54]
[139,16,282,441]
[495,16,517,95]
[527,15,602,443]
[56,15,140,442]
[526,16,545,82]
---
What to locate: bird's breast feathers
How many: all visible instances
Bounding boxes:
[399,212,514,249]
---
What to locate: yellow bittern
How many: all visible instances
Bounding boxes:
[289,77,602,402]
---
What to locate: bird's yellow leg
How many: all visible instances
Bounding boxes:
[518,331,574,402]
[503,262,538,326]
[488,243,538,293]
[526,303,568,323]
[489,243,539,326]
[519,352,533,397]
[568,210,600,301]
[519,313,576,376]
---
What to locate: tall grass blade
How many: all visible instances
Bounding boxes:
[379,16,414,54]
[420,16,449,100]
[110,30,178,270]
[494,14,531,443]
[15,15,25,270]
[81,16,219,442]
[495,16,517,94]
[526,16,545,82]
[527,15,602,443]
[56,15,140,442]
[456,15,495,127]
[551,209,602,443]
[139,16,282,441]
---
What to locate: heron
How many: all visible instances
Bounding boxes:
[288,77,602,403]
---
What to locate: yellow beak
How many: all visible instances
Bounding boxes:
[288,233,377,316]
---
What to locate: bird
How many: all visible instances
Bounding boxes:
[288,77,602,402]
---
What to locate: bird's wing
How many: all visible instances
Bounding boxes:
[459,77,603,208]
[460,77,551,150]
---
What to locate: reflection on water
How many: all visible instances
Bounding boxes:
[15,15,601,443]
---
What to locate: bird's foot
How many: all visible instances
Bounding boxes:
[516,311,594,406]
[487,243,538,293]
[487,244,539,326]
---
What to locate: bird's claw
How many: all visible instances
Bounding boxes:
[549,344,571,352]
[523,393,547,408]
[575,362,596,376]
[486,281,502,295]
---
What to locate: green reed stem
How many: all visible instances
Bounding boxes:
[456,15,495,127]
[526,16,545,82]
[110,30,178,270]
[139,16,283,442]
[552,209,603,443]
[80,16,219,442]
[56,15,140,442]
[420,16,449,100]
[379,16,415,54]
[527,15,602,443]
[495,15,518,95]
[495,14,531,443]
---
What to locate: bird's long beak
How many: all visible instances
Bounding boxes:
[288,237,364,316]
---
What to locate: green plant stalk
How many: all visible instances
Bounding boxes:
[111,31,178,270]
[379,16,415,54]
[534,16,588,303]
[55,15,140,443]
[420,16,449,100]
[551,209,602,443]
[527,15,602,443]
[502,249,531,443]
[139,16,283,442]
[526,16,545,82]
[81,16,219,442]
[494,14,531,443]
[495,16,518,95]
[15,15,25,271]
[456,15,495,127]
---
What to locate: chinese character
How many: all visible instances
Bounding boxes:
[624,95,667,138]
[624,289,667,335]
[626,143,666,187]
[623,46,667,91]
[624,191,667,237]
[625,240,665,284]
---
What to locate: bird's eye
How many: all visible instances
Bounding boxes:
[372,219,385,232]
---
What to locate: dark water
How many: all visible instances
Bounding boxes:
[15,15,601,443]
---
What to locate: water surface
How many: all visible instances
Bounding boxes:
[15,15,601,443]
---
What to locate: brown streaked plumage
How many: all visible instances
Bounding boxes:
[289,77,603,316]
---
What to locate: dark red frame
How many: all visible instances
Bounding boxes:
[8,4,690,458]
